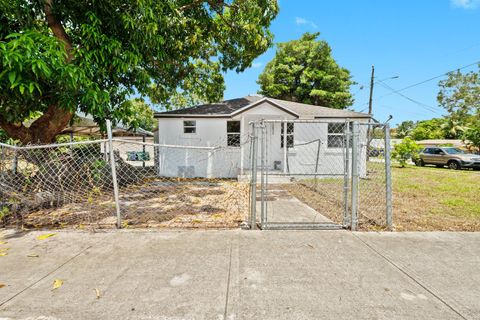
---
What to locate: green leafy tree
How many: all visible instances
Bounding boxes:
[391,137,421,168]
[410,118,447,140]
[0,0,278,144]
[120,98,155,132]
[462,124,480,154]
[257,32,354,109]
[395,120,415,138]
[438,66,480,123]
[440,117,468,139]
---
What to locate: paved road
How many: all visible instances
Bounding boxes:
[0,230,479,320]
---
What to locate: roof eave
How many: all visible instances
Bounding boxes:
[154,114,233,118]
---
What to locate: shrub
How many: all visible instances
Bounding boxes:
[391,137,421,167]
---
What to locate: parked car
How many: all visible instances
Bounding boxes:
[416,147,480,170]
[368,146,384,157]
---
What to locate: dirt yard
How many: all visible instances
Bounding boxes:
[13,179,250,230]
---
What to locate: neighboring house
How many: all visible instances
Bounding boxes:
[154,96,371,178]
[416,139,465,148]
[61,113,155,167]
[371,138,402,150]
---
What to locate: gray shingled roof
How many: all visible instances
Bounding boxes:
[154,96,370,119]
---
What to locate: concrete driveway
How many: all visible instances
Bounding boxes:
[0,229,479,320]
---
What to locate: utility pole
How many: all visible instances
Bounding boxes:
[368,65,375,116]
[366,65,375,161]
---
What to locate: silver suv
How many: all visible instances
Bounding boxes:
[417,147,480,170]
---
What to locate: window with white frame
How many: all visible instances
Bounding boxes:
[227,121,241,147]
[327,122,352,148]
[183,120,196,133]
[281,122,294,148]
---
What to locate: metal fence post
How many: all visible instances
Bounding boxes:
[12,143,18,174]
[106,120,122,228]
[260,120,267,229]
[249,123,258,230]
[343,120,351,226]
[350,121,360,231]
[384,123,393,229]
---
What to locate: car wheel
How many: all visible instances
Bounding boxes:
[448,161,461,170]
[416,159,424,167]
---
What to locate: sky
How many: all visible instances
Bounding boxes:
[222,0,480,126]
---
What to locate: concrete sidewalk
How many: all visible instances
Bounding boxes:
[0,229,479,320]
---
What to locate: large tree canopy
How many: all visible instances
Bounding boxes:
[257,32,354,109]
[0,0,278,143]
[437,66,480,122]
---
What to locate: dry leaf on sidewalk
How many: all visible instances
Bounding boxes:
[37,234,56,240]
[0,283,5,288]
[0,241,7,245]
[27,254,40,258]
[52,279,63,290]
[95,288,101,299]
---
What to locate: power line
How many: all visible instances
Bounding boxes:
[354,59,480,111]
[376,80,442,115]
[389,60,479,94]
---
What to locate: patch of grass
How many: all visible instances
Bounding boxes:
[392,165,480,231]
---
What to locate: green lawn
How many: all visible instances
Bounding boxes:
[392,165,480,231]
[285,164,480,231]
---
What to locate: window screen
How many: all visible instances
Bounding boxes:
[227,121,241,147]
[280,123,294,148]
[183,120,196,133]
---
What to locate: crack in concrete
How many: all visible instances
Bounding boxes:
[223,235,234,320]
[352,233,468,320]
[0,244,93,308]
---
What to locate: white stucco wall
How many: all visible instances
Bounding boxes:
[156,118,241,178]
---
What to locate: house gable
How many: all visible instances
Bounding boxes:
[231,98,299,118]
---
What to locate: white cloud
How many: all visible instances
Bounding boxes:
[295,17,318,29]
[450,0,480,8]
[251,62,263,69]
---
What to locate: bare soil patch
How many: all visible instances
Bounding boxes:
[10,179,249,230]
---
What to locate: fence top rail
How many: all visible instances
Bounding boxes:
[0,139,233,151]
[111,138,221,150]
[0,139,109,150]
[250,119,360,124]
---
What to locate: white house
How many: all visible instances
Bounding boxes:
[154,96,371,178]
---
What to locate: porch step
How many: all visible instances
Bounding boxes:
[237,174,293,184]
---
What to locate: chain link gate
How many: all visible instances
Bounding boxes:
[248,119,392,231]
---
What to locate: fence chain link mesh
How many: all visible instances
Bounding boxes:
[0,131,251,229]
[357,123,392,229]
[0,140,115,228]
[254,119,392,230]
[110,134,251,228]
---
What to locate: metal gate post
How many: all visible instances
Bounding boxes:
[260,120,267,229]
[384,123,393,229]
[249,122,258,230]
[350,121,360,231]
[343,120,351,226]
[106,120,122,229]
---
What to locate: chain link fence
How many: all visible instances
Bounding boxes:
[0,140,116,228]
[0,121,252,229]
[356,122,392,229]
[252,119,392,230]
[0,120,392,231]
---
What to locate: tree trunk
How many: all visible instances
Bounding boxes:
[0,105,73,144]
[0,1,75,144]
